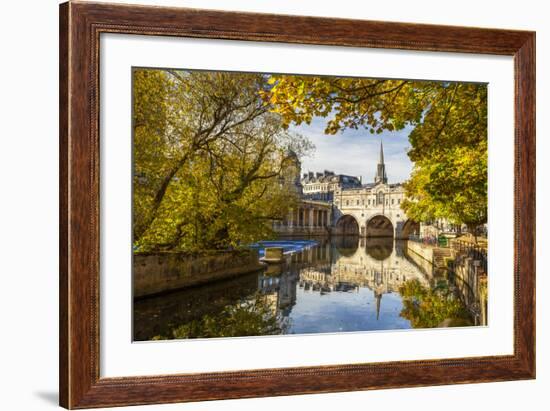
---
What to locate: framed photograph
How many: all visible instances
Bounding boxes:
[59,1,535,408]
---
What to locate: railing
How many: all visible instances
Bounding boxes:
[450,239,488,273]
[408,234,439,246]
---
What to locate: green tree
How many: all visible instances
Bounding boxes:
[133,69,311,252]
[264,77,487,232]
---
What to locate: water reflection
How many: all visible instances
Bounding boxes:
[134,237,467,341]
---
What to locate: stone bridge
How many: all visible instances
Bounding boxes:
[276,141,420,240]
[331,185,419,239]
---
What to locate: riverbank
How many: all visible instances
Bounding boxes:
[405,239,488,325]
[133,237,418,340]
[406,241,452,271]
[134,249,263,298]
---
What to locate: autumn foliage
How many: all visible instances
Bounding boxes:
[133,69,311,252]
[265,76,488,231]
[133,69,487,252]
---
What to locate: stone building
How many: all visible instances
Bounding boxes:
[272,199,332,236]
[274,141,419,239]
[332,142,418,239]
[301,170,362,201]
[273,150,333,236]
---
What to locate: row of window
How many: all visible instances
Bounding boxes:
[339,197,401,207]
[306,192,333,201]
[305,184,328,191]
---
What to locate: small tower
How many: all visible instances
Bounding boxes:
[285,149,303,195]
[374,141,388,185]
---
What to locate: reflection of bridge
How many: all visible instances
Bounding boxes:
[257,238,431,322]
[299,238,430,294]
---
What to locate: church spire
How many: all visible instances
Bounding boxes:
[374,140,388,185]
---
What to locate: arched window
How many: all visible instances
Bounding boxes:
[377,191,384,205]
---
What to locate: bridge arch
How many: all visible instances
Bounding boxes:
[401,219,420,239]
[335,214,360,236]
[366,214,394,238]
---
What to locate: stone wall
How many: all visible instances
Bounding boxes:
[404,241,452,269]
[406,240,488,325]
[134,249,264,298]
[273,226,329,237]
[405,241,434,264]
[452,255,488,325]
[403,244,434,277]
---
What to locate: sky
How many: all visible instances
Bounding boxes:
[291,116,414,184]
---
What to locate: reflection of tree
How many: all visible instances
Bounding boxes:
[153,293,281,339]
[399,280,472,328]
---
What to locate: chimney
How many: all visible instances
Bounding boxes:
[308,171,314,179]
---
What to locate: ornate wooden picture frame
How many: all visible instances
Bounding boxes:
[59,1,535,408]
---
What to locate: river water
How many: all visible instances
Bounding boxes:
[134,237,471,341]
